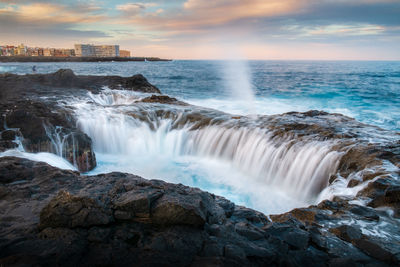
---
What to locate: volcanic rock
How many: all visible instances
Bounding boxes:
[141,94,187,105]
[1,70,400,266]
[1,156,398,266]
[0,100,96,172]
[0,69,163,171]
[0,69,161,96]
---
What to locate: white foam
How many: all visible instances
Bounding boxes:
[88,88,146,106]
[0,149,77,171]
[72,92,344,214]
[0,65,16,73]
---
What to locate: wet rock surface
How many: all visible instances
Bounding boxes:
[0,70,399,266]
[0,69,161,97]
[0,99,96,172]
[141,94,188,105]
[0,157,399,266]
[0,69,161,171]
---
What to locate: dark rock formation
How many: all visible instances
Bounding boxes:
[0,157,399,266]
[0,69,399,266]
[0,69,161,96]
[141,94,187,105]
[0,69,162,171]
[0,100,96,172]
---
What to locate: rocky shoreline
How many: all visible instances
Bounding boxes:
[0,69,160,172]
[0,70,399,266]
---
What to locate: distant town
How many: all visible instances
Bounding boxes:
[0,44,131,58]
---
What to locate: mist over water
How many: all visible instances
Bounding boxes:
[221,59,256,115]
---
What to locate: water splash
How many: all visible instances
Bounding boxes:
[87,88,144,106]
[0,150,76,171]
[73,93,343,213]
[0,65,16,73]
[220,48,256,115]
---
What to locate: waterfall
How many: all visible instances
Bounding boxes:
[87,88,142,106]
[74,93,343,205]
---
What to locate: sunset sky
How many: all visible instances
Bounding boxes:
[0,0,399,60]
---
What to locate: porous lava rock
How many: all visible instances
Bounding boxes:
[0,157,399,266]
[0,69,162,171]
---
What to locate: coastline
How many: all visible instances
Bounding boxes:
[0,56,172,63]
[0,70,399,266]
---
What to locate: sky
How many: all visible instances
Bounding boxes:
[0,0,399,60]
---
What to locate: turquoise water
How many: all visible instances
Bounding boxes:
[1,60,399,214]
[1,60,399,131]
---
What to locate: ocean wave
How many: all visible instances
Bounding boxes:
[0,65,16,73]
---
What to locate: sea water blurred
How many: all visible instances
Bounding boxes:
[1,60,399,214]
[1,60,399,131]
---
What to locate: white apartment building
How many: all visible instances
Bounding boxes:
[74,44,119,57]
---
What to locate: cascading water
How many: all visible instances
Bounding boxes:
[69,90,344,214]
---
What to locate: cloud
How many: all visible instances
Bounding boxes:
[1,0,399,59]
[176,0,303,29]
[305,24,385,36]
[0,2,110,45]
[116,2,158,16]
[0,2,105,24]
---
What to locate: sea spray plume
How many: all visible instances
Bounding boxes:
[220,46,256,115]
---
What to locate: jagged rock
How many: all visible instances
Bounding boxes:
[270,208,318,224]
[264,222,310,250]
[357,177,400,216]
[115,74,161,93]
[234,221,265,240]
[151,191,207,227]
[349,205,380,221]
[0,70,164,172]
[231,206,270,226]
[141,94,187,105]
[1,101,96,172]
[1,130,16,140]
[0,140,18,152]
[329,225,363,243]
[337,146,383,178]
[39,191,113,229]
[330,225,396,263]
[0,69,161,95]
[112,188,164,222]
[0,156,78,186]
[1,69,400,266]
[0,155,399,266]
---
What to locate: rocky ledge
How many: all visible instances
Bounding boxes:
[0,69,161,97]
[0,156,399,266]
[0,69,160,171]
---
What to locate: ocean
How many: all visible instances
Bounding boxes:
[1,60,399,131]
[1,60,399,215]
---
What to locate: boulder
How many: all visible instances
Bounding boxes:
[39,191,113,229]
[2,101,96,172]
[141,95,186,105]
[151,192,207,227]
[357,177,400,216]
[112,188,164,222]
